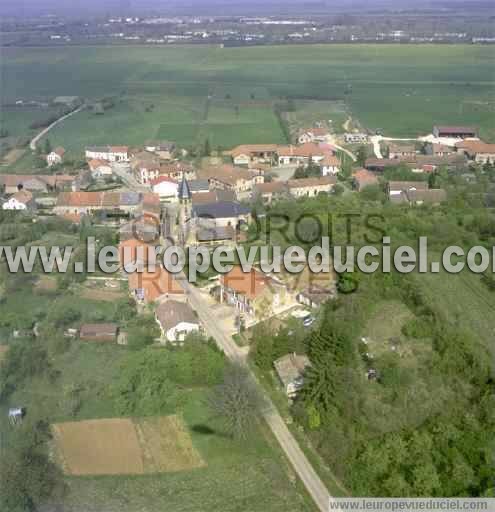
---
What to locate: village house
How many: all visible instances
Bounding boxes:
[425,143,455,157]
[388,143,417,159]
[297,127,329,144]
[252,181,289,204]
[352,168,379,191]
[199,165,263,200]
[2,190,36,211]
[320,154,341,176]
[188,179,210,195]
[344,133,368,144]
[85,145,129,162]
[155,300,200,343]
[46,147,65,167]
[191,188,236,206]
[196,225,236,246]
[274,353,311,397]
[158,162,196,182]
[128,267,184,304]
[277,143,327,167]
[54,191,144,216]
[79,323,118,343]
[229,144,278,166]
[433,125,477,139]
[288,176,337,197]
[192,201,251,228]
[388,181,429,198]
[0,174,74,195]
[130,151,161,183]
[144,140,176,160]
[456,140,495,165]
[150,176,178,202]
[134,160,195,185]
[407,188,447,206]
[119,216,160,243]
[119,238,156,268]
[364,158,398,172]
[219,266,288,319]
[296,285,335,309]
[88,159,113,177]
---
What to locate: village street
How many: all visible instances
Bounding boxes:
[177,276,335,512]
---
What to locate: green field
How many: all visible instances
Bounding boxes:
[1,44,494,156]
[0,282,314,512]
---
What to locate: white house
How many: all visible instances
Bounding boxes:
[277,143,326,166]
[297,127,329,144]
[321,154,341,176]
[288,176,336,197]
[344,133,368,144]
[88,159,112,177]
[2,190,35,211]
[155,300,200,343]
[85,145,129,162]
[151,176,179,202]
[46,147,65,167]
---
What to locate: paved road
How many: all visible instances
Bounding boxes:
[111,162,150,192]
[178,277,334,512]
[29,106,84,151]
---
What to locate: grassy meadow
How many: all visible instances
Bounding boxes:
[1,44,494,158]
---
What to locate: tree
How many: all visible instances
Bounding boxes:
[126,314,159,350]
[356,145,368,166]
[43,138,52,155]
[208,364,262,439]
[0,421,64,511]
[203,137,211,157]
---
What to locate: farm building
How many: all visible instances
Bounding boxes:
[432,126,477,139]
[79,323,118,342]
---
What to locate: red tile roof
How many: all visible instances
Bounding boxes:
[221,266,270,300]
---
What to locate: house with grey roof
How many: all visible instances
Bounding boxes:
[192,201,251,228]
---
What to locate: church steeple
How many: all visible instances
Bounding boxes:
[178,173,191,202]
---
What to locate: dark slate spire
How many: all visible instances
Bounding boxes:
[178,174,191,201]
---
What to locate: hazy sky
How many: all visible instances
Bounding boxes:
[0,0,489,17]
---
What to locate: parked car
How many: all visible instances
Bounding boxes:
[303,315,315,328]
